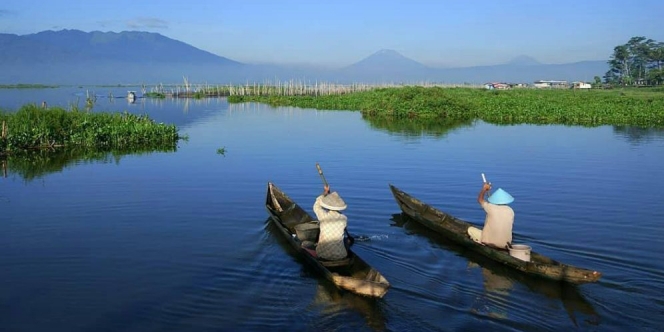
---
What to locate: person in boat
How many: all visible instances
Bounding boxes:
[313,184,353,260]
[467,182,515,249]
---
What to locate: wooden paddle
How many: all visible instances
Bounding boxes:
[316,162,329,191]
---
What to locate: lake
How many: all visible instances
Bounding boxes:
[1,87,663,331]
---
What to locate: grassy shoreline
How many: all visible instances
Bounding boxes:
[227,86,664,127]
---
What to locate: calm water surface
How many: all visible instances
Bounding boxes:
[1,87,663,331]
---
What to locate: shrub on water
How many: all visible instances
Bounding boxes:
[0,104,182,153]
[144,92,166,98]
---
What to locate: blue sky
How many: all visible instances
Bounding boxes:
[1,0,662,67]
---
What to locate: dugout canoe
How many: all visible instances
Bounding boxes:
[389,184,601,284]
[265,182,390,298]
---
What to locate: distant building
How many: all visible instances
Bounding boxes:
[533,80,569,88]
[572,82,592,89]
[484,82,510,90]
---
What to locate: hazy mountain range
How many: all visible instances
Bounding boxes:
[0,30,609,85]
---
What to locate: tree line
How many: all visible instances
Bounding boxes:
[605,36,664,85]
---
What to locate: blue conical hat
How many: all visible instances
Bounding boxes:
[487,188,514,205]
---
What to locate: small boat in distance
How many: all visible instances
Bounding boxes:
[265,182,390,298]
[389,184,602,284]
[127,91,136,103]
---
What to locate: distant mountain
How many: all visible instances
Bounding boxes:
[0,30,249,84]
[345,49,429,72]
[436,60,608,84]
[337,49,437,82]
[333,51,606,84]
[0,29,241,65]
[0,29,609,85]
[505,55,541,66]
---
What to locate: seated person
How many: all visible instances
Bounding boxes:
[313,185,349,260]
[468,182,514,249]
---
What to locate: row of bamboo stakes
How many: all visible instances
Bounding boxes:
[145,80,482,98]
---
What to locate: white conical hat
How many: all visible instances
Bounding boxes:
[320,192,347,211]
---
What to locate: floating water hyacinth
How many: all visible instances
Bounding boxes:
[0,104,183,154]
[227,86,664,127]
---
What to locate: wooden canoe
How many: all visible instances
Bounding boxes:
[265,182,390,298]
[389,184,602,284]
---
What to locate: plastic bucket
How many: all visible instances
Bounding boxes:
[294,222,319,242]
[509,244,531,262]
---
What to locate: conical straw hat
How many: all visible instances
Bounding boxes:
[320,191,347,211]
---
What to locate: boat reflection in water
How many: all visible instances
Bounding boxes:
[309,282,386,331]
[264,219,387,331]
[390,213,600,328]
[468,261,513,319]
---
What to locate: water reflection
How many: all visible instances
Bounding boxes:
[264,218,387,331]
[362,115,473,138]
[390,213,600,328]
[1,146,176,182]
[139,96,226,114]
[613,125,664,144]
[468,262,512,320]
[228,102,314,116]
[309,283,386,331]
[49,89,230,116]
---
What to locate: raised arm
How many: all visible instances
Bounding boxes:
[313,194,328,221]
[477,182,492,205]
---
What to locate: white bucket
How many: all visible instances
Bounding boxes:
[509,244,531,262]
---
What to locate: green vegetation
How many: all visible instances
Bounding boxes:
[0,84,59,89]
[228,86,664,127]
[193,90,208,99]
[606,36,664,85]
[145,91,166,98]
[1,104,183,154]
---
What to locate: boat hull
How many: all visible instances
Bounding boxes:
[389,184,601,284]
[266,182,390,298]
